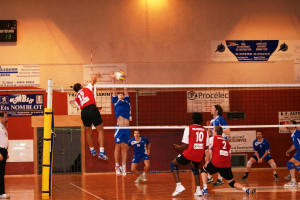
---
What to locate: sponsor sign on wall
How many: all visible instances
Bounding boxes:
[228,130,256,153]
[187,90,229,113]
[0,94,44,116]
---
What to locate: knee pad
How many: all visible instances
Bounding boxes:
[246,160,252,168]
[287,161,295,170]
[295,163,300,171]
[191,167,199,175]
[201,167,207,174]
[228,180,235,188]
[170,162,178,172]
[270,162,276,169]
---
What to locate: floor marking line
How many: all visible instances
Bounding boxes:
[70,182,104,200]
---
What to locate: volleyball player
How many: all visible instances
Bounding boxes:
[128,130,151,183]
[170,112,209,197]
[206,104,230,186]
[201,126,256,195]
[284,120,300,188]
[111,72,131,176]
[241,131,278,181]
[73,72,108,160]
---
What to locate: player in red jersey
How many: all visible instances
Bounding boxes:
[73,73,108,160]
[200,126,255,195]
[170,112,209,197]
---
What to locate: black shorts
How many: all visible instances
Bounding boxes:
[204,162,233,180]
[176,153,200,168]
[81,104,103,127]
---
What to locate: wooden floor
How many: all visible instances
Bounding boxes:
[5,168,300,200]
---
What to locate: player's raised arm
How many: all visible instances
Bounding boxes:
[110,71,117,96]
[91,72,101,86]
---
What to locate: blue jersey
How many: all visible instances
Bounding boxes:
[128,136,150,156]
[112,96,131,119]
[210,115,228,127]
[210,115,229,138]
[291,130,300,152]
[253,138,270,157]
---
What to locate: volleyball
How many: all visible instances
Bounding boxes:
[114,70,126,80]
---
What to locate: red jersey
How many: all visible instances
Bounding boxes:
[75,84,96,110]
[182,124,209,162]
[211,135,231,168]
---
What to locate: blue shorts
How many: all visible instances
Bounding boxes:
[114,126,130,144]
[132,154,149,163]
[293,152,300,161]
[252,153,272,162]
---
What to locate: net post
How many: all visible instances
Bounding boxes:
[42,79,54,198]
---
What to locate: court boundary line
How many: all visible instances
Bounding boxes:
[70,182,104,200]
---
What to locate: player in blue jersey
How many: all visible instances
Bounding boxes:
[206,104,230,186]
[241,131,278,181]
[111,73,131,176]
[128,130,151,183]
[284,120,300,188]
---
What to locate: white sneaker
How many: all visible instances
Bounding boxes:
[194,189,203,196]
[0,194,10,199]
[284,181,297,188]
[172,185,186,196]
[142,174,147,182]
[121,166,126,176]
[115,166,121,176]
[135,176,143,183]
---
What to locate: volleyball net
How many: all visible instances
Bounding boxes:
[93,84,300,171]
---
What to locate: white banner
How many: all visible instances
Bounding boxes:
[7,140,33,162]
[187,90,229,113]
[278,111,300,133]
[228,130,256,153]
[83,63,127,85]
[0,65,40,87]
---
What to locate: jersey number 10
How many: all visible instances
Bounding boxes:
[195,131,204,142]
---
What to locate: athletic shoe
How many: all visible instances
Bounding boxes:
[212,179,224,187]
[89,149,97,157]
[115,166,121,176]
[202,188,209,195]
[245,188,256,194]
[285,174,291,180]
[135,176,143,183]
[121,166,126,176]
[142,174,147,182]
[172,185,186,196]
[241,174,248,180]
[284,181,297,188]
[273,174,279,181]
[98,151,108,160]
[0,194,10,199]
[194,189,203,196]
[207,177,214,184]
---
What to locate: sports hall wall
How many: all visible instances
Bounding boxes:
[0,0,300,174]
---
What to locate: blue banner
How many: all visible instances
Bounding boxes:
[0,94,44,116]
[225,40,279,61]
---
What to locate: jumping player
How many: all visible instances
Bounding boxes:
[206,104,230,186]
[111,72,131,176]
[73,72,108,160]
[241,131,278,181]
[284,120,300,187]
[128,130,151,183]
[201,126,256,195]
[170,112,209,197]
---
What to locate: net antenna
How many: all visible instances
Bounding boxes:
[42,79,55,198]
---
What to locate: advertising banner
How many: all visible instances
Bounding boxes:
[0,94,44,116]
